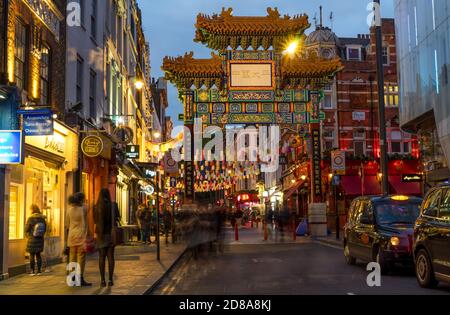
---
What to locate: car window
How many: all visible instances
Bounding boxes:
[439,189,450,221]
[350,200,360,223]
[359,202,374,224]
[423,190,441,218]
[354,200,365,223]
[375,201,420,225]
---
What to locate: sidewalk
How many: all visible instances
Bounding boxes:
[0,241,186,295]
[311,232,344,248]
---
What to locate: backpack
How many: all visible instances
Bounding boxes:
[33,222,46,237]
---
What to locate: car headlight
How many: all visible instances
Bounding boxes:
[390,236,400,247]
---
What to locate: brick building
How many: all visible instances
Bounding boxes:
[283,18,422,227]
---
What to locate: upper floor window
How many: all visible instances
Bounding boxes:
[76,55,84,105]
[40,46,50,105]
[14,18,27,90]
[347,47,361,61]
[91,0,97,39]
[323,94,332,109]
[384,84,399,107]
[382,46,389,65]
[89,69,96,119]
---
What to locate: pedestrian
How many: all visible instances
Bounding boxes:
[25,204,47,276]
[136,205,145,243]
[65,193,92,286]
[94,188,120,287]
[140,204,152,244]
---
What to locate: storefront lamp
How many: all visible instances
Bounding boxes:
[300,175,307,181]
[291,179,296,184]
[153,131,161,139]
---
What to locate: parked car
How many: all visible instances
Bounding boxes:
[344,195,423,274]
[414,185,450,288]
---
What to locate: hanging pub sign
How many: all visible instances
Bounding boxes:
[81,135,104,158]
[0,131,22,164]
[142,184,155,196]
[402,174,423,183]
[126,145,140,159]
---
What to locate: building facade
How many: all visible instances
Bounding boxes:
[394,0,450,184]
[0,0,81,278]
[282,18,422,229]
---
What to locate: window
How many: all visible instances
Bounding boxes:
[79,0,85,27]
[403,142,411,153]
[118,16,123,55]
[111,2,117,43]
[9,185,24,240]
[347,47,361,61]
[90,0,97,39]
[76,55,83,105]
[384,84,399,107]
[323,94,332,109]
[353,129,365,139]
[354,141,365,156]
[325,141,333,151]
[439,189,450,220]
[14,18,27,90]
[89,69,96,118]
[423,190,441,217]
[391,141,401,153]
[360,202,374,224]
[382,46,389,65]
[323,129,334,138]
[39,46,50,105]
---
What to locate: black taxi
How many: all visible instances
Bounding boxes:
[414,185,450,288]
[344,195,423,273]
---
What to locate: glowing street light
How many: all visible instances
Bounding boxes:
[135,80,144,90]
[153,131,161,140]
[284,40,300,56]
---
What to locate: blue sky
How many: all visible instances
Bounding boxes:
[137,0,395,126]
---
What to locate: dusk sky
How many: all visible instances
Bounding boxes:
[137,0,395,126]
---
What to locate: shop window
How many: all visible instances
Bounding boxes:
[9,185,24,240]
[25,157,61,237]
[89,68,96,118]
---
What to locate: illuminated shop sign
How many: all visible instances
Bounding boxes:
[402,174,423,183]
[0,131,22,164]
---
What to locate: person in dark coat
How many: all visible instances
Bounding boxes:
[25,204,47,275]
[94,188,120,287]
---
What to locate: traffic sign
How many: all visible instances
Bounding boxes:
[331,150,346,175]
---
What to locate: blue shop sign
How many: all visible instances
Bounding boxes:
[23,113,54,136]
[0,131,22,164]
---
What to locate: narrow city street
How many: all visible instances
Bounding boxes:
[152,229,450,295]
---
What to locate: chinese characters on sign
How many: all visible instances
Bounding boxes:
[312,129,322,197]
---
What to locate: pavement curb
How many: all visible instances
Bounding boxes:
[143,247,188,295]
[312,237,343,248]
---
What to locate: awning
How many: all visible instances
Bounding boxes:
[361,176,381,196]
[284,181,304,199]
[341,176,362,196]
[389,175,422,196]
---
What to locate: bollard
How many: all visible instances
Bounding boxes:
[264,222,268,241]
[234,222,239,241]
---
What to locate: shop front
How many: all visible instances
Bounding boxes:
[7,121,78,276]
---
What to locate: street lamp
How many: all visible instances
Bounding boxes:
[135,80,144,90]
[153,131,161,140]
